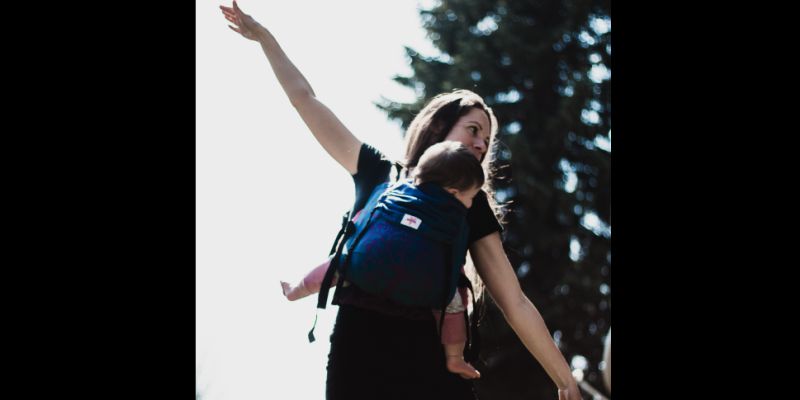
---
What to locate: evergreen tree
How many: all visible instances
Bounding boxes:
[378,1,611,398]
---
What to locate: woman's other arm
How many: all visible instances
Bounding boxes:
[470,232,582,400]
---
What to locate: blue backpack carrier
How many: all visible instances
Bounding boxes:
[352,179,467,303]
[310,165,481,362]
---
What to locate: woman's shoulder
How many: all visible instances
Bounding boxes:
[466,189,503,244]
[353,142,394,184]
[350,142,396,213]
[355,142,393,173]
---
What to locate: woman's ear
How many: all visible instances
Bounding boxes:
[445,188,460,196]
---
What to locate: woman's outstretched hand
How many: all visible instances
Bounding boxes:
[220,1,265,42]
[558,381,584,400]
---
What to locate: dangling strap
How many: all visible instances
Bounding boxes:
[308,163,399,343]
[328,210,351,256]
[437,245,455,342]
[459,273,481,363]
[317,211,355,309]
[308,205,381,343]
[335,206,380,287]
[308,211,354,343]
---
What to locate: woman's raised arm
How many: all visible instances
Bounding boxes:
[220,1,361,174]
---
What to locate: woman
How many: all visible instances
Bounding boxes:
[219,2,582,399]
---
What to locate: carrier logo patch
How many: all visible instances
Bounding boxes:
[401,214,422,230]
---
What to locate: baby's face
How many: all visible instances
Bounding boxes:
[449,185,482,209]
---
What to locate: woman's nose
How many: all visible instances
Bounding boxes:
[474,138,486,153]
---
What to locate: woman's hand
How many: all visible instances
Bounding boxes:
[557,380,583,400]
[220,1,266,42]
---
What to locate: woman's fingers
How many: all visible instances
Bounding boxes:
[221,10,240,26]
[222,2,258,39]
[221,9,246,30]
[233,2,245,19]
[220,8,237,22]
[221,3,244,21]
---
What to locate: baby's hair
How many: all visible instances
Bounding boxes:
[413,141,485,191]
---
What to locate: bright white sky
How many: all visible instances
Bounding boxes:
[196,1,441,399]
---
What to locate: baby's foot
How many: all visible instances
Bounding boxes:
[446,355,481,379]
[280,281,311,301]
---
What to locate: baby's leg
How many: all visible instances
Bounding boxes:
[443,341,481,380]
[281,258,336,301]
[283,211,362,301]
[437,311,467,343]
[280,279,312,301]
[433,310,481,379]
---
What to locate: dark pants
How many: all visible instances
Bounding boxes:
[326,304,477,400]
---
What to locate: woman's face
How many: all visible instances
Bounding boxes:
[443,107,492,161]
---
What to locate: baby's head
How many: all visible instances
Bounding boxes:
[413,141,485,208]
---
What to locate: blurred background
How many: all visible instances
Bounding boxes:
[197,0,610,399]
